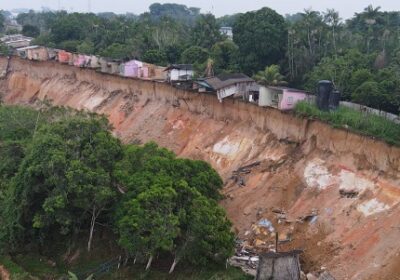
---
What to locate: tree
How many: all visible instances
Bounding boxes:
[1,115,123,252]
[254,65,287,86]
[181,46,209,75]
[50,13,85,43]
[191,14,222,49]
[114,142,223,200]
[167,187,234,273]
[149,3,200,25]
[142,49,168,66]
[22,24,40,37]
[304,49,375,99]
[0,12,5,33]
[348,69,374,93]
[324,9,341,55]
[116,186,180,270]
[211,40,239,74]
[352,81,387,109]
[32,33,55,48]
[181,46,208,64]
[233,7,287,75]
[77,40,95,54]
[99,43,131,59]
[182,196,234,266]
[59,40,81,52]
[114,142,231,272]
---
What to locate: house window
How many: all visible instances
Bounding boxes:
[287,96,294,105]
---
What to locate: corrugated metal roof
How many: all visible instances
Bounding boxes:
[16,45,40,51]
[205,73,254,90]
[164,64,193,71]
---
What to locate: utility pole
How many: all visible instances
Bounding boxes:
[88,0,92,13]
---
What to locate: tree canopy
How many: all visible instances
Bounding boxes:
[233,7,288,75]
[0,105,234,272]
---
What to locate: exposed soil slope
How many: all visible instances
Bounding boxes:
[1,56,400,279]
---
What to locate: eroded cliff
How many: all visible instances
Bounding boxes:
[1,56,400,279]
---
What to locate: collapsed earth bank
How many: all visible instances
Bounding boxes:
[1,56,399,279]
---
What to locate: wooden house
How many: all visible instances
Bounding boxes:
[200,73,256,102]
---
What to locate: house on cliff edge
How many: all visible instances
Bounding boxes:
[258,86,312,110]
[164,64,194,82]
[197,73,256,102]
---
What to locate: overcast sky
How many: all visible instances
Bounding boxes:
[2,0,399,19]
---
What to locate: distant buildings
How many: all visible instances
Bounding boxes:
[1,34,33,49]
[220,27,233,40]
[4,19,23,33]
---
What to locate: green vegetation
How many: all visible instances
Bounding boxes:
[0,256,30,279]
[0,105,236,278]
[106,265,252,280]
[254,65,287,86]
[295,101,400,146]
[233,7,287,75]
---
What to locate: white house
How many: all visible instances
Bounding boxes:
[220,27,233,40]
[164,64,194,82]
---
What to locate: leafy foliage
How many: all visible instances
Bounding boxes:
[22,24,40,37]
[191,14,222,49]
[0,105,233,272]
[254,65,287,86]
[142,49,168,66]
[114,144,232,269]
[233,7,287,75]
[210,40,240,74]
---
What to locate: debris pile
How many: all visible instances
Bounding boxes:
[229,240,259,276]
[230,161,260,187]
[229,205,333,278]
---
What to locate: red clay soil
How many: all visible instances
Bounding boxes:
[1,56,400,279]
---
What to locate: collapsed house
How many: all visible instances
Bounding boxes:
[197,73,256,102]
[256,250,303,280]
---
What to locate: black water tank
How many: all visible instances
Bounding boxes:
[316,80,333,111]
[329,90,341,110]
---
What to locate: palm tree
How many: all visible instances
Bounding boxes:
[254,65,288,86]
[361,5,382,53]
[301,9,321,56]
[324,9,341,55]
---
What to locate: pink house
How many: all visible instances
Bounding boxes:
[279,89,308,110]
[73,54,86,67]
[121,59,143,77]
[258,86,309,110]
